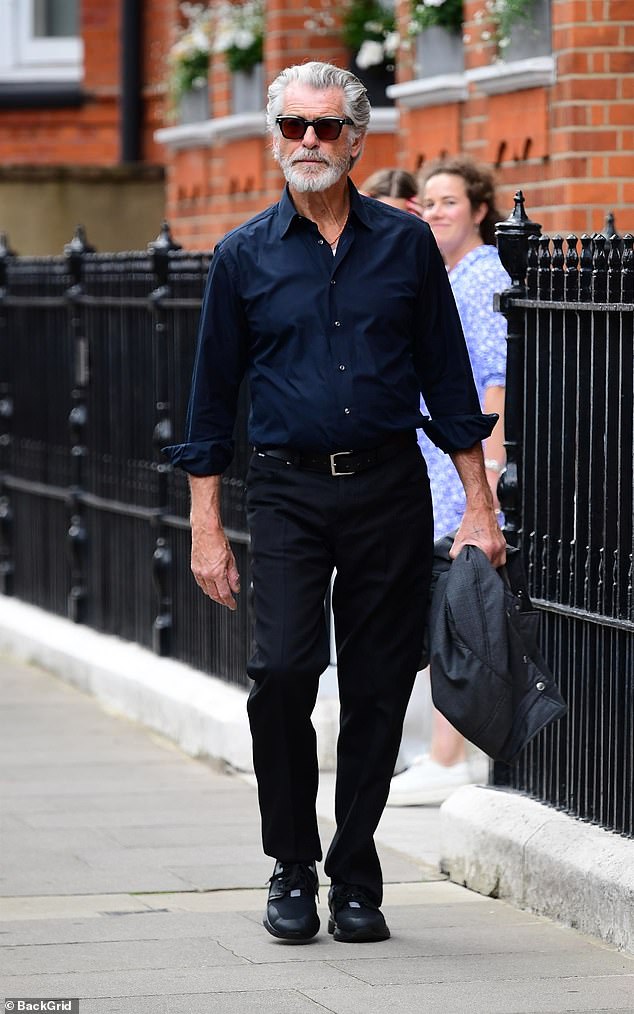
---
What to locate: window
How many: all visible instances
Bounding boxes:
[0,0,83,82]
[33,0,79,37]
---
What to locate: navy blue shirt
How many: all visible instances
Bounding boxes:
[165,181,496,476]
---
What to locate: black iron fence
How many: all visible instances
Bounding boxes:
[0,225,252,687]
[1,200,633,837]
[494,196,634,837]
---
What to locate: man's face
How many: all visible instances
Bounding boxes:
[272,82,363,193]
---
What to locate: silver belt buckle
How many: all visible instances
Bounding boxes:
[330,450,354,476]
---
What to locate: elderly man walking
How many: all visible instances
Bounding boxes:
[165,61,505,944]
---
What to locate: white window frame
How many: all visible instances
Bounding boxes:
[0,0,83,84]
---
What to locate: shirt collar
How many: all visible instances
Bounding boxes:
[277,178,374,238]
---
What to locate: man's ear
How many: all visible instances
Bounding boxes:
[350,130,366,160]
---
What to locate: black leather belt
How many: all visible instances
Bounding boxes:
[254,431,414,476]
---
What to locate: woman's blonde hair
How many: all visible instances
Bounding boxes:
[360,168,418,201]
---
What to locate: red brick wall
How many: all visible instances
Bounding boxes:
[6,0,626,242]
[164,0,398,249]
[0,0,171,167]
[396,0,634,234]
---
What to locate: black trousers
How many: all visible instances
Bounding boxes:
[245,438,433,904]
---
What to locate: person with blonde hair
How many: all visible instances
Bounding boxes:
[359,167,419,212]
[388,155,510,807]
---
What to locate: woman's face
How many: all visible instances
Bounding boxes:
[421,172,485,265]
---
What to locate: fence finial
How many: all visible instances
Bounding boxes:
[0,232,16,291]
[495,191,542,291]
[148,220,182,256]
[0,232,16,258]
[64,224,95,257]
[602,211,619,241]
[64,225,95,291]
[148,221,182,291]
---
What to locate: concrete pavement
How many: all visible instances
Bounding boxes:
[1,656,633,1013]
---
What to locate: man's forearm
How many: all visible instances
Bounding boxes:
[449,443,506,566]
[189,473,224,530]
[188,473,241,609]
[450,442,495,510]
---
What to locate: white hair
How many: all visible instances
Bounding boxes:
[266,61,371,168]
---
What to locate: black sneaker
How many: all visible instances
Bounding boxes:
[327,884,390,942]
[263,861,320,941]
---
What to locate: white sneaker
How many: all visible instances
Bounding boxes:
[386,754,474,807]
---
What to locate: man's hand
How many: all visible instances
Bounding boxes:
[189,474,241,610]
[450,503,506,568]
[449,443,507,568]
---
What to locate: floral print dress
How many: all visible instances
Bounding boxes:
[418,244,510,538]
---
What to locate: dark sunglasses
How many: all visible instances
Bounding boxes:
[275,115,354,141]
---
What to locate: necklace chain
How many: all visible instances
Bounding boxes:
[328,220,347,247]
[324,200,350,247]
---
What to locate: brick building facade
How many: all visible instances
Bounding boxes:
[156,0,634,246]
[0,1,631,251]
[0,1,170,252]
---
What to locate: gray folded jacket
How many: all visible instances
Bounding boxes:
[427,536,567,764]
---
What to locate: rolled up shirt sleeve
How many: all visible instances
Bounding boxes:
[413,231,498,452]
[420,411,498,454]
[162,246,249,476]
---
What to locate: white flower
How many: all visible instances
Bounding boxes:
[355,39,385,68]
[191,27,211,51]
[424,0,447,7]
[234,28,255,49]
[180,2,206,18]
[169,4,212,62]
[213,29,235,53]
[383,30,400,57]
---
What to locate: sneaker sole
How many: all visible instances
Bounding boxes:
[263,915,320,942]
[386,781,475,807]
[327,917,390,942]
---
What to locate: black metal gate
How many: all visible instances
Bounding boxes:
[494,196,634,837]
[0,225,251,687]
[2,202,633,838]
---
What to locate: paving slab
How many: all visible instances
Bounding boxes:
[83,993,330,1014]
[302,978,634,1014]
[2,654,633,1014]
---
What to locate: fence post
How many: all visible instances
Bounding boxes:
[494,191,541,549]
[622,234,634,303]
[64,225,94,623]
[148,222,181,656]
[0,233,16,595]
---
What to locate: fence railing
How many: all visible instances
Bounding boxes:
[493,195,634,837]
[0,224,252,687]
[2,199,633,838]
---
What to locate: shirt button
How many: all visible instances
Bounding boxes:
[339,364,346,371]
[344,407,351,414]
[330,279,336,285]
[334,320,341,327]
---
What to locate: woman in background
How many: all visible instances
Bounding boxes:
[387,156,510,807]
[359,168,419,212]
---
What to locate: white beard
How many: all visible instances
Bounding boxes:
[274,144,351,193]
